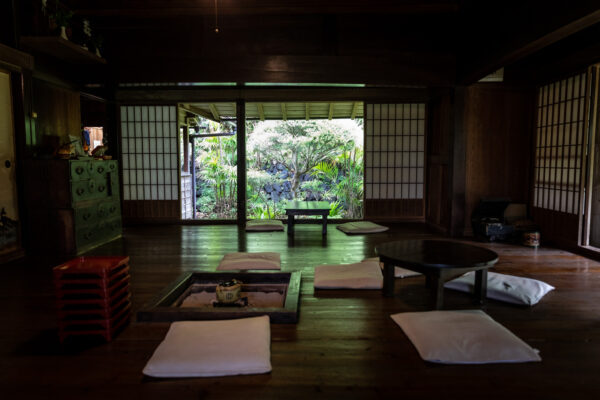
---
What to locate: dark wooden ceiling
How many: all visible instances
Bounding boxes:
[23,1,600,86]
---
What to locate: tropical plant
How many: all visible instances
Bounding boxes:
[309,147,364,219]
[247,169,283,219]
[247,120,357,198]
[194,123,237,219]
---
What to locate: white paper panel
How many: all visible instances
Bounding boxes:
[365,103,426,200]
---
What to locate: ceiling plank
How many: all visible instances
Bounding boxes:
[180,104,219,122]
[459,7,600,84]
[209,103,220,121]
[328,103,334,120]
[281,103,287,120]
[350,102,359,119]
[71,1,459,17]
[305,103,310,120]
[258,103,265,121]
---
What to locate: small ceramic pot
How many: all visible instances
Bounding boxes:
[216,279,242,303]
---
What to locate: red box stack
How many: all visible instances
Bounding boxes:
[53,256,131,343]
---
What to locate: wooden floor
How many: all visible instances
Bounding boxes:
[2,223,600,399]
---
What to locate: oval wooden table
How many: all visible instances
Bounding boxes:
[375,240,499,309]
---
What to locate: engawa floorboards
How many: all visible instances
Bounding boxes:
[1,223,600,399]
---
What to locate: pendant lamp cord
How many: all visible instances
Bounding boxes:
[214,0,219,33]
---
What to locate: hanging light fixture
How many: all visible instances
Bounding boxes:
[214,0,220,33]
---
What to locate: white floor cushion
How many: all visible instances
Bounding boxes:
[444,271,554,306]
[337,221,389,234]
[391,310,541,364]
[143,316,272,377]
[314,261,383,289]
[363,257,421,278]
[217,252,281,270]
[245,219,285,232]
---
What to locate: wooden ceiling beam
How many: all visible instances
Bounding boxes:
[459,6,600,84]
[305,103,310,120]
[71,1,459,17]
[328,103,334,120]
[281,103,287,120]
[209,103,220,121]
[257,103,265,121]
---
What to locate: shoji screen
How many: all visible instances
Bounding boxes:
[364,103,426,219]
[531,72,589,246]
[533,73,587,214]
[120,105,180,220]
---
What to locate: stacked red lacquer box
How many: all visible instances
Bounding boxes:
[53,256,131,343]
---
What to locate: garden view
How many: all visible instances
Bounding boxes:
[193,118,364,220]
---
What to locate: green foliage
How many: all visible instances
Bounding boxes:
[194,123,237,219]
[247,120,359,198]
[309,148,364,219]
[194,118,364,220]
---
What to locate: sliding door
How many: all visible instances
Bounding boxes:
[120,105,180,221]
[364,103,426,220]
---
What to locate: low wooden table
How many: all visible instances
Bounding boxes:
[375,240,498,309]
[285,201,330,236]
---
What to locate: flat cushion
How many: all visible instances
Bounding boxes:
[391,310,541,364]
[444,271,554,306]
[217,252,281,270]
[363,257,421,278]
[245,219,285,232]
[314,261,383,289]
[337,221,389,234]
[143,316,272,377]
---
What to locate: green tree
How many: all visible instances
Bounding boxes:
[248,120,358,198]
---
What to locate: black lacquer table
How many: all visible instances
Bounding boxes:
[376,240,498,309]
[285,201,330,236]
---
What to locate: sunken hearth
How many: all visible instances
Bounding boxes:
[137,271,301,323]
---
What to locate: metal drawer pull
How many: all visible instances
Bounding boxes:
[76,188,85,195]
[98,185,106,192]
[75,166,84,174]
[97,166,105,173]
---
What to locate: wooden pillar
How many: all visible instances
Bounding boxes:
[449,86,466,237]
[236,100,246,225]
[182,124,190,173]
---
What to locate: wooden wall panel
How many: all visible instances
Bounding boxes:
[122,200,179,222]
[364,199,423,221]
[32,80,81,153]
[531,207,579,248]
[463,84,535,235]
[426,92,451,232]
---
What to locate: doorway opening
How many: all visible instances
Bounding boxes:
[180,103,237,220]
[245,102,364,220]
[179,101,363,221]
